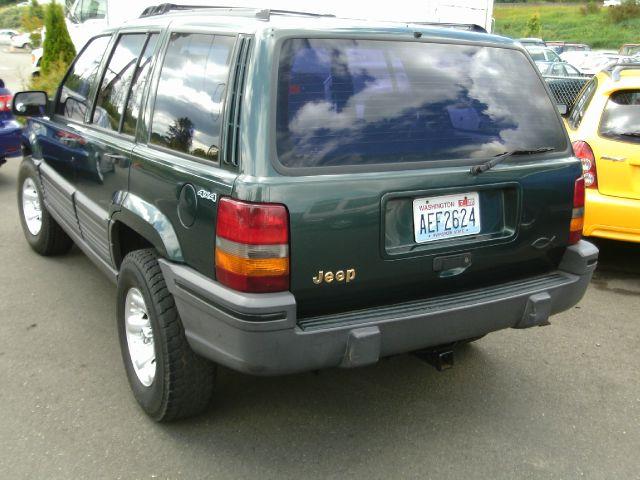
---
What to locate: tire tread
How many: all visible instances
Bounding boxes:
[121,249,215,421]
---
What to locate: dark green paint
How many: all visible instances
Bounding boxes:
[17,12,582,319]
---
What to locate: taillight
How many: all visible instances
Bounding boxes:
[0,94,11,112]
[215,197,289,293]
[569,176,585,245]
[572,140,597,188]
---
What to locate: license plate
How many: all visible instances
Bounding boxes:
[413,192,481,243]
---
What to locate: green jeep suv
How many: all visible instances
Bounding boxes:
[12,6,598,421]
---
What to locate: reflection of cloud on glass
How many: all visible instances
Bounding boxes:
[277,39,565,168]
[150,33,233,161]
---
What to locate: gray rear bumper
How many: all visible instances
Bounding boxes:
[159,241,598,376]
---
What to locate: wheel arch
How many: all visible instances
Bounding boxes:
[110,193,184,269]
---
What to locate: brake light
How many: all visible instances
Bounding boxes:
[569,176,585,245]
[0,94,11,112]
[572,140,597,188]
[215,197,289,293]
[55,130,87,145]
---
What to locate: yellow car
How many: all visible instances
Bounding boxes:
[565,65,640,243]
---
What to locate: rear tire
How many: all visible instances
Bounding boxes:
[17,159,73,256]
[117,249,216,421]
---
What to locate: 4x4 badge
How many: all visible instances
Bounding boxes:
[197,189,217,203]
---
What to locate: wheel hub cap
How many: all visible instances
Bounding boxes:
[124,288,156,387]
[22,178,42,236]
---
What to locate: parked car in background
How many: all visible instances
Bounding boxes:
[30,48,42,77]
[524,45,562,67]
[561,50,630,76]
[603,0,621,6]
[10,32,35,50]
[0,79,22,167]
[518,37,546,47]
[537,61,585,77]
[619,44,640,56]
[565,64,640,243]
[547,42,591,55]
[12,6,597,421]
[0,29,19,45]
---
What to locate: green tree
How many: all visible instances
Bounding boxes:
[524,13,541,37]
[40,1,75,76]
[21,0,44,48]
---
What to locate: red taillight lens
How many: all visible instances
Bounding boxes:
[215,197,289,293]
[569,176,585,245]
[0,94,12,112]
[572,140,597,188]
[55,130,87,145]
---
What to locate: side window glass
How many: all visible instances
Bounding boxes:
[569,78,597,129]
[91,34,147,131]
[80,0,106,21]
[150,33,234,162]
[122,33,159,136]
[57,35,111,122]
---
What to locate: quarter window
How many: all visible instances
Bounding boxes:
[57,35,111,122]
[568,78,597,129]
[122,34,159,135]
[150,33,234,162]
[92,34,147,131]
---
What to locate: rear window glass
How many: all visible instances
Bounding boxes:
[599,89,640,142]
[276,39,566,169]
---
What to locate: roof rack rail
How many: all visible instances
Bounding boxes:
[139,3,334,20]
[413,22,487,33]
[605,63,640,81]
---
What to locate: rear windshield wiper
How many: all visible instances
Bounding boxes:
[470,147,556,175]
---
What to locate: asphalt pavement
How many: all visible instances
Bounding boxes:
[0,47,32,91]
[1,49,640,480]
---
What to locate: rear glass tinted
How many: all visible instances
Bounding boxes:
[276,39,566,169]
[599,89,640,142]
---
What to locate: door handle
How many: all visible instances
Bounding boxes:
[104,153,128,165]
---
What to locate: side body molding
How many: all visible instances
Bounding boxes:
[111,192,184,263]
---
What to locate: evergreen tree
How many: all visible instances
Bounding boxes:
[41,1,75,75]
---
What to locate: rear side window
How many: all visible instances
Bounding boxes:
[122,34,159,135]
[92,33,147,131]
[150,33,234,162]
[276,39,566,169]
[568,78,597,129]
[57,35,111,122]
[599,90,640,142]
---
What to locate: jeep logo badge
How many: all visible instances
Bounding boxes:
[312,269,356,285]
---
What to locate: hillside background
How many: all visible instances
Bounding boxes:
[494,2,640,49]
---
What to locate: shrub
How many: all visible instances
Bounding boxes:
[524,13,541,37]
[0,5,24,29]
[580,1,601,15]
[41,1,75,76]
[608,0,640,23]
[29,57,67,96]
[21,0,44,48]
